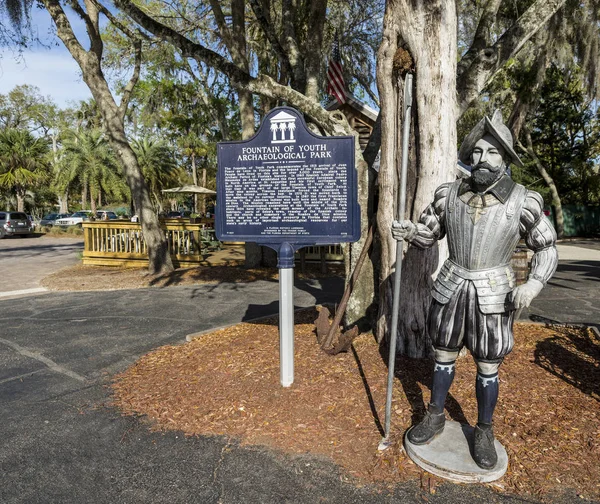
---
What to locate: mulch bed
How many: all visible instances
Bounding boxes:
[110,311,600,501]
[41,263,344,291]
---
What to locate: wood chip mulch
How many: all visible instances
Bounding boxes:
[41,263,343,291]
[110,312,600,501]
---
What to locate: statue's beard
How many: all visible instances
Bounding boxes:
[471,161,505,188]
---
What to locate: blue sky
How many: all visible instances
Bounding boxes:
[0,7,92,108]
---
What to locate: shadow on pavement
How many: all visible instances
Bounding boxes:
[534,326,600,401]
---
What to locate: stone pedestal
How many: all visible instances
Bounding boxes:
[404,420,508,483]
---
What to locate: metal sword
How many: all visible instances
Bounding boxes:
[379,73,413,451]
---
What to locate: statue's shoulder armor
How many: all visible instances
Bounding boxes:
[432,182,453,217]
[521,188,545,228]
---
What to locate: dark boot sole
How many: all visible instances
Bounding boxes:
[474,459,497,470]
[406,424,445,446]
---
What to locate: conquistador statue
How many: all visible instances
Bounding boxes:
[392,110,558,469]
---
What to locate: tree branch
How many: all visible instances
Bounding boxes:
[118,38,142,122]
[92,0,150,41]
[508,41,550,139]
[43,0,88,63]
[114,0,348,136]
[247,0,294,79]
[456,0,566,115]
[66,0,103,58]
[280,0,305,90]
[207,0,236,59]
[353,72,380,107]
[457,0,503,79]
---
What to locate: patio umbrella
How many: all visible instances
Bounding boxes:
[161,185,216,195]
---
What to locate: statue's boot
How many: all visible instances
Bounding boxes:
[473,423,497,469]
[407,406,446,444]
[407,355,456,445]
[474,367,500,469]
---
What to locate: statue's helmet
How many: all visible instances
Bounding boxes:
[458,109,524,168]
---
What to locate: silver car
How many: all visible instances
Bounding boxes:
[0,211,35,238]
[40,213,70,227]
[55,211,94,227]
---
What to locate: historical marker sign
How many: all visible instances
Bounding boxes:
[215,106,360,388]
[216,106,360,246]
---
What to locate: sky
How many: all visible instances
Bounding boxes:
[0,7,92,108]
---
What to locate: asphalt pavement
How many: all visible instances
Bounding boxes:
[0,238,598,503]
[0,234,83,297]
[518,240,600,327]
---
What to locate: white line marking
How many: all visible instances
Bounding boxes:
[0,337,86,382]
[0,287,47,298]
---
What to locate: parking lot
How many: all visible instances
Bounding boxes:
[0,235,83,296]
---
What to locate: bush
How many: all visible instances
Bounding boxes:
[66,225,84,236]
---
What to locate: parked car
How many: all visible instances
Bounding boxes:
[165,210,192,219]
[0,211,35,238]
[95,210,118,221]
[55,210,94,227]
[40,213,71,227]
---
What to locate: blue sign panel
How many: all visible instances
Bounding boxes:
[216,107,360,247]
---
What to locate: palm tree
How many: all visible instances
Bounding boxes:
[132,137,180,212]
[0,128,50,211]
[56,128,125,212]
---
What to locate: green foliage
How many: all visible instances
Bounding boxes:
[529,66,600,204]
[0,128,50,202]
[131,137,182,209]
[0,84,55,133]
[56,128,127,209]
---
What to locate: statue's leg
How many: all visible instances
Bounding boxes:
[407,348,459,445]
[472,359,501,470]
[467,307,514,469]
[407,290,466,445]
[475,360,500,426]
[430,348,459,415]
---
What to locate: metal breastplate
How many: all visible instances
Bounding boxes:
[444,180,526,270]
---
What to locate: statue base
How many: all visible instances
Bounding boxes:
[404,420,508,483]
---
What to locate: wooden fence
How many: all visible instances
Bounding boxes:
[82,220,217,268]
[82,220,345,268]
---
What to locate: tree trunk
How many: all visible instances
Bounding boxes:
[82,181,88,210]
[375,5,400,344]
[58,192,69,213]
[16,190,25,212]
[521,128,565,239]
[344,137,374,328]
[42,0,173,275]
[376,0,457,357]
[90,187,97,213]
[191,152,198,213]
[201,167,207,215]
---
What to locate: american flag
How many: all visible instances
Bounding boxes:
[327,34,346,105]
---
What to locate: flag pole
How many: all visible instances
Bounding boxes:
[378,73,413,451]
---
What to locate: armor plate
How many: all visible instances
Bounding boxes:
[432,260,516,314]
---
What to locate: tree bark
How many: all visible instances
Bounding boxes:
[191,152,198,213]
[16,191,25,212]
[42,0,173,274]
[376,0,457,357]
[456,0,567,115]
[519,128,565,239]
[82,181,88,210]
[374,4,400,344]
[303,0,328,101]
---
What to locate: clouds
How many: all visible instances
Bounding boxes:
[0,50,92,107]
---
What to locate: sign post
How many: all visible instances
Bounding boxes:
[216,107,360,387]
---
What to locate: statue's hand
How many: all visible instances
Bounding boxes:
[510,278,544,310]
[391,220,417,242]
